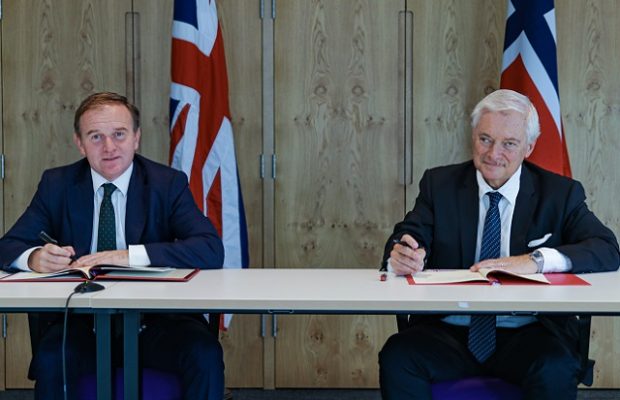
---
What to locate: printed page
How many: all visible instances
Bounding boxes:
[99,268,193,280]
[410,269,490,284]
[92,265,173,274]
[480,268,550,284]
[0,268,88,280]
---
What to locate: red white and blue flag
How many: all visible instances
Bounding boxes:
[169,0,249,287]
[500,0,571,177]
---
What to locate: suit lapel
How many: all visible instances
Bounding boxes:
[125,159,147,245]
[458,166,479,267]
[511,164,537,255]
[68,162,94,256]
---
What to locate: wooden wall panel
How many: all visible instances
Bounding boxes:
[133,0,173,164]
[4,316,32,389]
[590,317,620,388]
[273,0,402,387]
[3,0,130,229]
[557,0,620,389]
[217,0,264,388]
[406,0,505,204]
[1,0,131,388]
[276,315,395,388]
[274,0,404,269]
[557,1,620,251]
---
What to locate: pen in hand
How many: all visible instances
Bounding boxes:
[393,238,411,248]
[38,231,77,263]
[392,238,426,275]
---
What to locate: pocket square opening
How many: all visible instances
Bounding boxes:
[528,233,552,247]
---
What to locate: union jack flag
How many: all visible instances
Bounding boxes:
[169,0,249,277]
[501,0,571,177]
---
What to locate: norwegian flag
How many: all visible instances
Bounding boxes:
[169,0,249,293]
[500,0,571,177]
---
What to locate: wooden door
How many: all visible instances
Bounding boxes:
[273,0,404,387]
[405,0,506,196]
[131,0,172,164]
[207,0,265,388]
[132,0,265,387]
[1,0,131,388]
[556,0,620,389]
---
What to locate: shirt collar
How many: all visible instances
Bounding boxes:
[90,163,133,196]
[476,165,521,206]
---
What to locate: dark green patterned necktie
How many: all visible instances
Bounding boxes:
[97,183,117,252]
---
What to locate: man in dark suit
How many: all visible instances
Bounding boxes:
[378,89,620,399]
[0,92,225,399]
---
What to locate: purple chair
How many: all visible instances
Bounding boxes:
[395,314,594,400]
[77,368,182,400]
[28,312,221,400]
[431,376,522,400]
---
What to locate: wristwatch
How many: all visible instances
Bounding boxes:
[530,250,544,273]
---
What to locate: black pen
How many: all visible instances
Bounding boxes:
[38,231,77,262]
[393,238,427,252]
[392,238,411,248]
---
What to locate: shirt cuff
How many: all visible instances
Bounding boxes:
[537,247,572,273]
[128,245,151,267]
[11,247,40,272]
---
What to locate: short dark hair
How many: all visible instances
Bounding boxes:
[74,92,140,135]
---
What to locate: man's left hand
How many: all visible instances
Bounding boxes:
[75,250,130,268]
[470,254,537,274]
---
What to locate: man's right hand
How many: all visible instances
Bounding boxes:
[389,234,426,276]
[28,244,76,272]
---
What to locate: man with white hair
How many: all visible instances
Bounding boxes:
[379,89,619,399]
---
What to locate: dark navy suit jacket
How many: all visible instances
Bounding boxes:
[383,160,620,346]
[384,160,619,273]
[0,154,224,269]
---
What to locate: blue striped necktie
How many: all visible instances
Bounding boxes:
[97,183,117,252]
[468,191,502,363]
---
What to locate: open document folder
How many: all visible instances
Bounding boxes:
[407,268,588,286]
[0,265,198,282]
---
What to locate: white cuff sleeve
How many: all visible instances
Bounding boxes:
[11,247,40,272]
[538,247,572,273]
[386,258,394,272]
[128,245,151,267]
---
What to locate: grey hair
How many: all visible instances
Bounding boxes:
[470,89,540,144]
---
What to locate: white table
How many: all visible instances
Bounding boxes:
[0,280,102,309]
[0,280,120,400]
[93,268,620,313]
[90,268,620,399]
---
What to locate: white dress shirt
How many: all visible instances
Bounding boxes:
[90,163,150,266]
[444,166,571,328]
[11,162,150,270]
